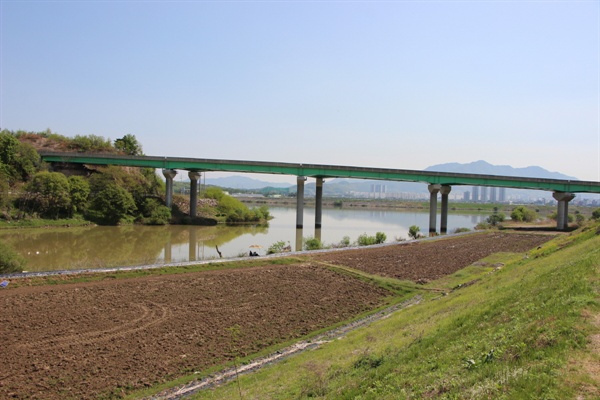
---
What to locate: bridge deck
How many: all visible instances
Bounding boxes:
[39,152,600,193]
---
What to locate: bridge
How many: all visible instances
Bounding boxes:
[39,152,600,238]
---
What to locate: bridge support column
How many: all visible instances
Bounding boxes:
[440,185,451,235]
[188,171,201,217]
[315,177,323,229]
[552,192,575,231]
[162,169,177,208]
[428,184,441,236]
[296,176,306,229]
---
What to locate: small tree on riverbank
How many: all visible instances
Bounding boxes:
[408,225,422,240]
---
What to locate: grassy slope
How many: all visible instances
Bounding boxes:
[190,225,600,399]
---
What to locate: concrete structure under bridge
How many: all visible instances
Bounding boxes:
[40,152,600,248]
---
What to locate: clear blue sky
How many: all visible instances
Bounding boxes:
[1,1,599,183]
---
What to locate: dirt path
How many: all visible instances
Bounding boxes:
[0,232,555,399]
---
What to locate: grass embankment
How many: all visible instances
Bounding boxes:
[187,225,600,399]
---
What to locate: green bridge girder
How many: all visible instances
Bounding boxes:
[39,152,600,194]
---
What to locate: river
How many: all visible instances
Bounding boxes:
[0,207,488,272]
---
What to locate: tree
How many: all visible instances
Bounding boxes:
[408,225,422,240]
[0,170,9,212]
[68,176,90,216]
[0,131,40,184]
[25,171,71,218]
[114,134,143,156]
[88,183,137,225]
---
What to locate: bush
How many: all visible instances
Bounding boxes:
[141,198,171,225]
[591,208,600,220]
[453,227,471,233]
[88,183,137,225]
[69,134,112,152]
[304,237,323,251]
[267,241,289,254]
[68,176,90,216]
[510,206,537,222]
[0,241,26,273]
[486,213,505,226]
[356,232,386,246]
[339,236,351,247]
[24,171,72,218]
[408,225,422,240]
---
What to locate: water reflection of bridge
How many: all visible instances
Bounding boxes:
[40,152,600,248]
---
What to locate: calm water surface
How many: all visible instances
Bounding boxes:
[1,207,488,272]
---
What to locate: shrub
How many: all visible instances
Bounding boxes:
[486,213,505,226]
[141,198,171,225]
[267,241,289,254]
[304,237,323,251]
[69,134,112,152]
[87,183,137,225]
[591,208,600,220]
[68,175,90,216]
[24,171,72,218]
[339,236,351,247]
[453,227,471,233]
[0,241,26,273]
[356,232,386,246]
[510,206,537,222]
[408,225,422,240]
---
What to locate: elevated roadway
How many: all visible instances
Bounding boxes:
[40,152,600,236]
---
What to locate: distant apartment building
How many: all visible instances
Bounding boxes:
[463,191,471,202]
[370,184,387,199]
[472,186,479,202]
[480,187,488,202]
[490,187,497,202]
[499,187,506,202]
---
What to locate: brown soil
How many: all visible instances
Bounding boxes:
[312,232,554,282]
[0,232,555,399]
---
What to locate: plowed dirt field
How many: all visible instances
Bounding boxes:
[0,232,554,399]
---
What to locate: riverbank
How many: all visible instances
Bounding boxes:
[238,196,596,217]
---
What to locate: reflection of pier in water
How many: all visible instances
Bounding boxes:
[163,225,267,262]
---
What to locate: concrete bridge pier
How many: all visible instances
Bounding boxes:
[440,185,452,234]
[162,169,178,208]
[552,192,575,231]
[188,171,201,217]
[315,177,323,230]
[296,176,306,229]
[428,184,442,236]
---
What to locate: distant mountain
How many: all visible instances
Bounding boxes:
[425,160,578,180]
[205,176,292,189]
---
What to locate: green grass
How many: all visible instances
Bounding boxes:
[0,217,95,229]
[187,224,599,399]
